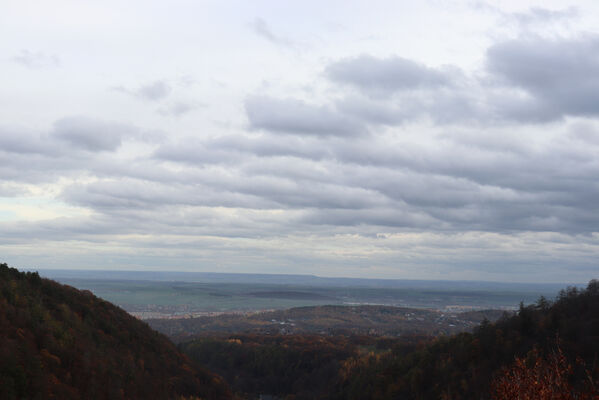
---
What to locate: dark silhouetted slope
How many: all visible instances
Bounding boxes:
[331,280,599,399]
[0,263,232,400]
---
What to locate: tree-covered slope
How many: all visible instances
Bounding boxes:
[331,281,599,399]
[0,263,232,400]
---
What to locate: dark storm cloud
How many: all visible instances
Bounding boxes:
[325,55,456,95]
[486,36,599,121]
[245,96,366,136]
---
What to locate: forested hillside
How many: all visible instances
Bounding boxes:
[180,281,599,399]
[331,281,599,399]
[180,334,430,400]
[0,263,231,400]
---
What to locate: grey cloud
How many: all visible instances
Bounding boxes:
[149,120,598,234]
[0,183,29,197]
[319,35,599,126]
[0,128,63,157]
[0,216,124,243]
[335,85,484,127]
[301,207,441,230]
[51,116,139,152]
[114,80,171,101]
[485,91,558,123]
[321,55,481,126]
[147,126,599,234]
[156,134,329,166]
[0,206,297,244]
[62,179,199,210]
[154,141,240,165]
[335,96,410,126]
[61,178,283,215]
[231,176,387,210]
[157,101,204,117]
[61,170,387,213]
[137,80,171,100]
[250,18,292,47]
[326,55,456,95]
[0,117,165,185]
[12,50,60,69]
[486,36,599,121]
[568,122,599,145]
[330,135,595,193]
[245,95,366,136]
[211,135,331,160]
[2,96,599,250]
[473,4,578,27]
[510,7,578,26]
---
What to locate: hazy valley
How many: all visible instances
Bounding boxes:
[3,263,598,399]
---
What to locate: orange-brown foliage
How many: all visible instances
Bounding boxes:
[491,346,598,400]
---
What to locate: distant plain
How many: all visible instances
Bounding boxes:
[33,269,570,318]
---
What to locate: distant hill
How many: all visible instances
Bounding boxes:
[0,263,232,400]
[148,305,507,341]
[34,268,571,291]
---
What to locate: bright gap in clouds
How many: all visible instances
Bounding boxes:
[1,0,598,283]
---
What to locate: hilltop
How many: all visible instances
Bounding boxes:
[0,263,231,400]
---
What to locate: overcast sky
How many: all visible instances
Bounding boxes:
[1,0,598,282]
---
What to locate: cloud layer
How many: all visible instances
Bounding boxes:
[1,2,598,282]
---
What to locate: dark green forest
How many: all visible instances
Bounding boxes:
[0,263,231,400]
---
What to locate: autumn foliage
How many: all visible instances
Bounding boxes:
[492,346,598,400]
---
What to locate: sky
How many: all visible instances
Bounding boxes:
[1,0,598,283]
